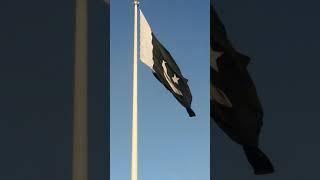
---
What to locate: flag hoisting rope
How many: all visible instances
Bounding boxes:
[131,0,139,180]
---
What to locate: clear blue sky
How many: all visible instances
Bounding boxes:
[111,1,209,179]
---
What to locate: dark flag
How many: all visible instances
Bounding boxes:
[210,6,274,174]
[140,10,195,117]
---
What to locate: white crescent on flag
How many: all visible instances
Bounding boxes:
[162,60,183,96]
[211,48,223,72]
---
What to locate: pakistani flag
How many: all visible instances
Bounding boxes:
[211,6,274,174]
[139,10,195,117]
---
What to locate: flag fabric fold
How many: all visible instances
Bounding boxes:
[211,6,274,174]
[139,10,195,117]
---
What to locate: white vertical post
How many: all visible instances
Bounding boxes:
[131,1,139,180]
[72,0,88,180]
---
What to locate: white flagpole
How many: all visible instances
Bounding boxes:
[72,0,88,179]
[131,0,139,180]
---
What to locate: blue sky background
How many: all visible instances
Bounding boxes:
[111,1,210,179]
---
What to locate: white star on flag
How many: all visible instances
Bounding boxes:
[172,74,180,84]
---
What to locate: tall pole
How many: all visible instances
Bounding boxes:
[72,0,88,179]
[131,1,139,180]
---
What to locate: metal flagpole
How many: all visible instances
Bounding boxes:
[131,0,139,180]
[72,0,88,179]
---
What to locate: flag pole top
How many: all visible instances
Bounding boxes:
[134,0,139,6]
